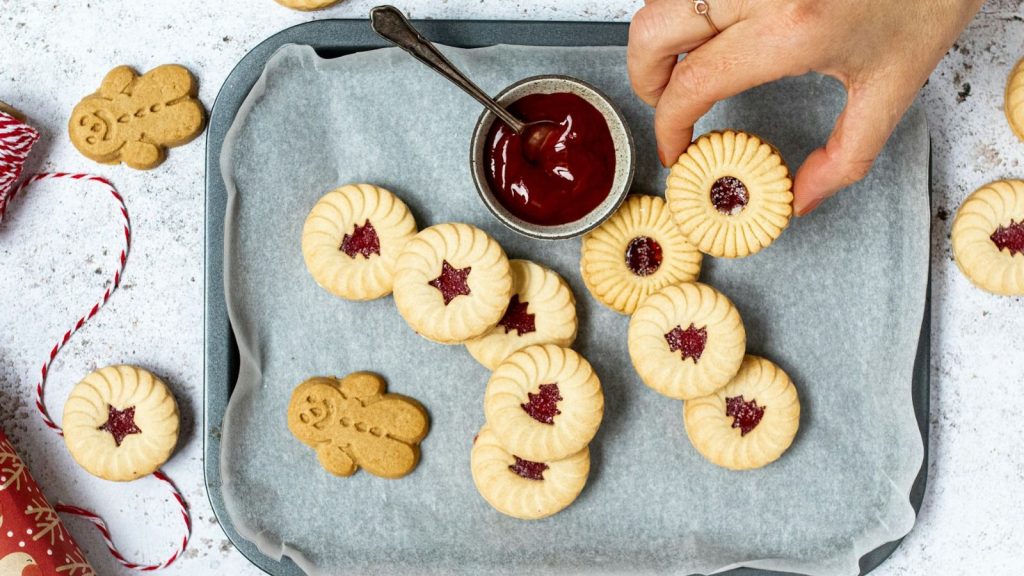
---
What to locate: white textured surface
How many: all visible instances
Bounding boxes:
[0,1,1021,575]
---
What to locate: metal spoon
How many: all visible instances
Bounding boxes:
[369,5,557,162]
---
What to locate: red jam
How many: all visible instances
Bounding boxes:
[725,396,765,436]
[509,456,549,481]
[98,404,142,446]
[484,92,616,226]
[340,219,380,259]
[497,295,536,336]
[520,383,562,425]
[710,176,749,215]
[664,324,707,363]
[625,236,663,276]
[991,220,1024,256]
[428,260,471,305]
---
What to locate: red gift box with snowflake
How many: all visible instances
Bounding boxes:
[0,426,95,576]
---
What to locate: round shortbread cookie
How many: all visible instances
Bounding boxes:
[665,130,793,258]
[580,194,702,314]
[1006,57,1024,142]
[274,0,341,10]
[683,355,800,471]
[465,260,577,369]
[471,425,590,520]
[63,365,180,482]
[628,282,746,400]
[302,184,417,301]
[393,223,513,344]
[484,344,603,462]
[952,179,1024,296]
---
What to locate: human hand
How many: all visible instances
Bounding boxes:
[628,0,985,214]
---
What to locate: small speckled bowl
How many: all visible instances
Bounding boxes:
[470,75,635,240]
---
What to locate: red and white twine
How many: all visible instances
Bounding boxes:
[2,112,191,571]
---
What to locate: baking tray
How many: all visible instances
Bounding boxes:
[203,18,930,576]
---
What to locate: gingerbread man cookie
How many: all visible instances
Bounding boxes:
[69,64,205,170]
[288,372,429,479]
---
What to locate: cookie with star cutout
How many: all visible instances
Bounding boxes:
[581,194,702,314]
[471,425,590,520]
[302,184,418,301]
[465,260,578,369]
[393,223,513,344]
[63,365,180,481]
[683,355,800,470]
[952,179,1024,296]
[627,282,746,400]
[484,344,604,462]
[665,130,793,258]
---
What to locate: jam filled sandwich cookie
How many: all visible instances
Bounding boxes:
[63,365,180,482]
[665,130,793,258]
[393,223,513,344]
[288,372,429,479]
[683,355,800,470]
[628,282,746,400]
[581,194,702,314]
[302,184,417,301]
[465,260,578,369]
[952,179,1024,296]
[1006,57,1024,142]
[274,0,340,10]
[484,344,603,462]
[471,425,590,520]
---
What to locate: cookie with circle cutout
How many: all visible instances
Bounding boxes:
[393,223,513,344]
[465,260,577,369]
[63,365,180,482]
[581,194,702,314]
[471,425,590,520]
[484,344,603,462]
[628,282,746,400]
[952,179,1024,296]
[302,183,418,301]
[1006,57,1024,142]
[684,355,800,470]
[665,130,793,258]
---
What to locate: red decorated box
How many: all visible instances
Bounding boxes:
[0,426,94,576]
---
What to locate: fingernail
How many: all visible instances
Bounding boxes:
[797,197,823,216]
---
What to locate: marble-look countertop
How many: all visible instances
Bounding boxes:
[2,1,1022,574]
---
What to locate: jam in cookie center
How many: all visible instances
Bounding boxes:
[725,395,765,436]
[340,219,381,259]
[521,383,562,425]
[625,236,664,276]
[710,176,749,215]
[664,323,708,363]
[509,456,549,481]
[497,295,536,336]
[428,260,472,305]
[991,220,1024,256]
[98,404,143,446]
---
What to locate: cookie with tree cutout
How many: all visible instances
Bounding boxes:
[952,179,1024,296]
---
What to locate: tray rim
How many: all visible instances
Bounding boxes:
[203,17,931,576]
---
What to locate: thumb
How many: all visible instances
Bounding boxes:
[793,83,911,216]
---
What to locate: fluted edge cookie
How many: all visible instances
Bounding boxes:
[1006,57,1024,142]
[484,344,603,461]
[287,372,429,479]
[471,426,590,520]
[666,130,793,258]
[465,260,577,369]
[581,194,702,314]
[684,355,800,470]
[63,365,179,482]
[302,184,418,300]
[628,282,746,400]
[952,179,1024,295]
[393,223,513,344]
[274,0,341,10]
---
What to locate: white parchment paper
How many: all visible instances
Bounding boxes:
[219,44,928,576]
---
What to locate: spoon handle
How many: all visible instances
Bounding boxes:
[369,5,525,133]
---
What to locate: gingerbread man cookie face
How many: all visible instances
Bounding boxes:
[69,64,205,170]
[287,372,429,479]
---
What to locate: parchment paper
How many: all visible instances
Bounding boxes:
[219,44,928,576]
